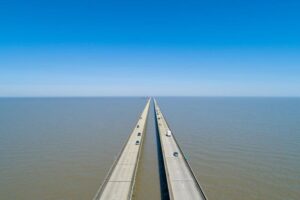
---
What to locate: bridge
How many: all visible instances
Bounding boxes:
[93,98,207,200]
[154,99,207,200]
[93,98,150,200]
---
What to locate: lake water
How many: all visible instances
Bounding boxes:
[0,97,299,199]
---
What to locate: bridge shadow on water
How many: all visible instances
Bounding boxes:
[153,105,170,200]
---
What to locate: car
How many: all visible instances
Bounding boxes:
[135,140,140,145]
[173,152,179,157]
[137,125,139,128]
[166,130,172,137]
[137,132,141,136]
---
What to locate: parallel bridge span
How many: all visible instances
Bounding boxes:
[154,99,208,200]
[93,98,150,200]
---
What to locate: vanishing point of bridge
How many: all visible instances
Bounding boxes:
[93,98,207,200]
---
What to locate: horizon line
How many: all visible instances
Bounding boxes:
[0,95,299,98]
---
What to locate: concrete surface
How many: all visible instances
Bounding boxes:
[93,99,151,200]
[154,99,207,200]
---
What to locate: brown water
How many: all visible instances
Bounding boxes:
[1,97,300,199]
[133,103,161,200]
[157,97,300,200]
[0,98,148,199]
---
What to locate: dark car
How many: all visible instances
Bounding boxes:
[137,132,141,136]
[173,152,179,157]
[135,140,140,145]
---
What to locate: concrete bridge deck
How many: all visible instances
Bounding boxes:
[93,98,150,200]
[154,99,207,200]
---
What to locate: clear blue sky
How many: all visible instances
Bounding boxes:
[0,0,299,96]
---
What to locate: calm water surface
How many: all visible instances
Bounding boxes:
[0,97,299,200]
[158,97,300,200]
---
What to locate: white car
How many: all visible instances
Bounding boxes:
[166,130,172,137]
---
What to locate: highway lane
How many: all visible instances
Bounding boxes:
[154,99,207,200]
[93,98,150,200]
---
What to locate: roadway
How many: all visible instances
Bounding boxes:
[154,99,207,200]
[93,98,151,200]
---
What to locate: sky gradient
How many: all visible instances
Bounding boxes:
[1,0,300,96]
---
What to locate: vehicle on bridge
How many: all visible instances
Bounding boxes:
[166,130,172,137]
